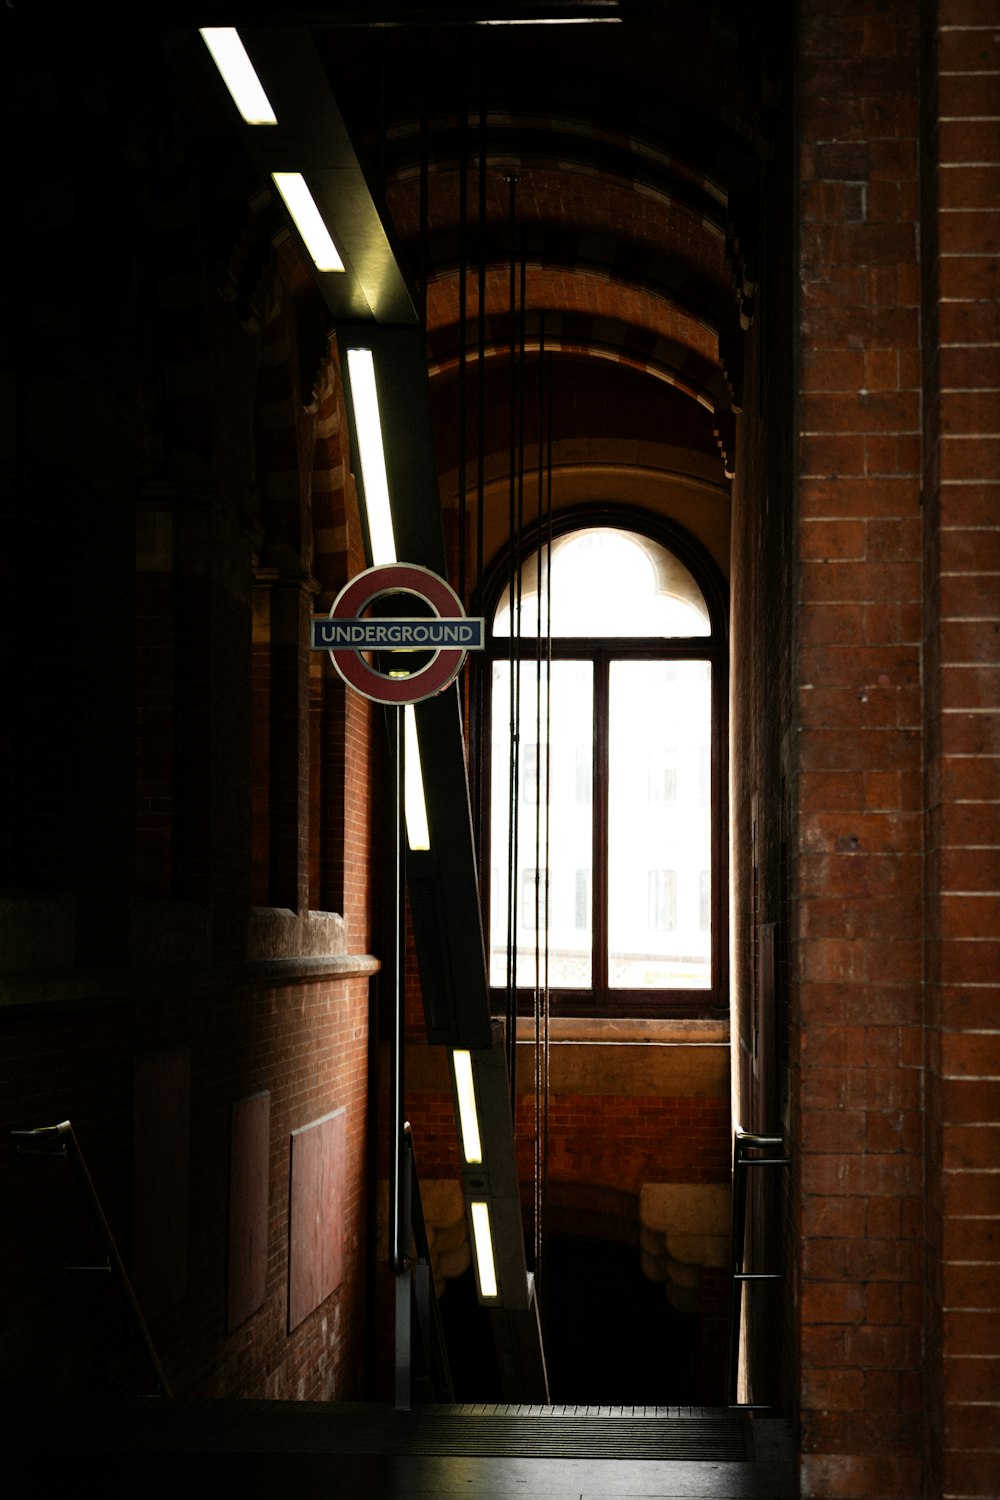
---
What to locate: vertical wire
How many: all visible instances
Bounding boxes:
[391,706,408,1405]
[521,222,536,1140]
[475,64,488,882]
[542,341,554,1298]
[504,171,520,1107]
[514,232,539,1273]
[517,225,527,572]
[476,70,487,617]
[457,56,468,612]
[458,50,480,872]
[418,30,429,333]
[533,314,545,1282]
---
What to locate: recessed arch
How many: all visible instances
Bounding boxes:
[482,505,729,1018]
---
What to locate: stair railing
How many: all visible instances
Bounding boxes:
[393,1122,454,1408]
[727,1125,790,1409]
[12,1119,171,1396]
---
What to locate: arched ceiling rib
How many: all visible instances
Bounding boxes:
[383,120,733,231]
[421,227,731,334]
[315,2,778,490]
[426,322,727,412]
[424,266,722,367]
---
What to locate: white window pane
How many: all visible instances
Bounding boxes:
[575,868,591,931]
[648,870,677,930]
[521,867,546,930]
[493,529,710,638]
[489,660,593,988]
[608,660,712,989]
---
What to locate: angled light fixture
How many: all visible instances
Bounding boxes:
[344,346,430,851]
[345,348,395,565]
[403,709,430,851]
[476,1,622,19]
[470,1201,499,1299]
[271,173,346,273]
[199,34,345,275]
[199,28,278,125]
[452,1051,483,1165]
[477,15,620,20]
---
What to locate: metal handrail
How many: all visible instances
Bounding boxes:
[727,1126,790,1410]
[12,1119,171,1396]
[394,1123,454,1407]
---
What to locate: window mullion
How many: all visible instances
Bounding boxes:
[593,651,610,1002]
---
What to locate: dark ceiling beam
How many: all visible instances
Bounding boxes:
[8,2,645,24]
[231,27,416,323]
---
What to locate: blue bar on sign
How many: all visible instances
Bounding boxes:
[312,617,485,651]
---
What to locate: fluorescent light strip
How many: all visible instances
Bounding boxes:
[199,29,277,125]
[345,349,429,849]
[453,1051,483,1165]
[404,707,431,851]
[272,173,345,273]
[470,1201,498,1299]
[345,348,396,565]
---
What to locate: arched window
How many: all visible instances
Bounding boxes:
[486,516,727,1017]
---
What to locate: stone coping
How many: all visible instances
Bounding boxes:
[513,1014,729,1045]
[0,952,380,1015]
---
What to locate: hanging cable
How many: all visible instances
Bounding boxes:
[533,312,546,1285]
[476,72,487,618]
[474,65,488,871]
[457,55,468,613]
[418,30,429,332]
[541,337,554,1301]
[503,170,521,1108]
[458,50,483,866]
[517,224,527,572]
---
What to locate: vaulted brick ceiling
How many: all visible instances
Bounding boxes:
[322,0,782,506]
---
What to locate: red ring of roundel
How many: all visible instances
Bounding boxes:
[327,563,468,704]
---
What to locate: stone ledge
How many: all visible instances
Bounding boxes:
[0,952,380,1015]
[248,907,348,961]
[514,1015,730,1045]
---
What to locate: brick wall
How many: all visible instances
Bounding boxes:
[2,973,373,1402]
[795,4,926,1495]
[404,1079,730,1192]
[1,25,381,1411]
[922,3,1000,1496]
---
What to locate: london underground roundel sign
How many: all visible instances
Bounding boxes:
[311,563,485,705]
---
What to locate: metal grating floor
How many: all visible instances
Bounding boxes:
[12,1399,750,1461]
[6,1401,798,1498]
[286,1404,751,1461]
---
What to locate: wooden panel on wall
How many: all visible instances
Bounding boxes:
[288,1106,346,1332]
[227,1091,270,1333]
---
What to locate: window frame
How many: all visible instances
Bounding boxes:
[479,507,729,1020]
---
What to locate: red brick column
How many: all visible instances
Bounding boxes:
[796,4,925,1495]
[923,5,1000,1496]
